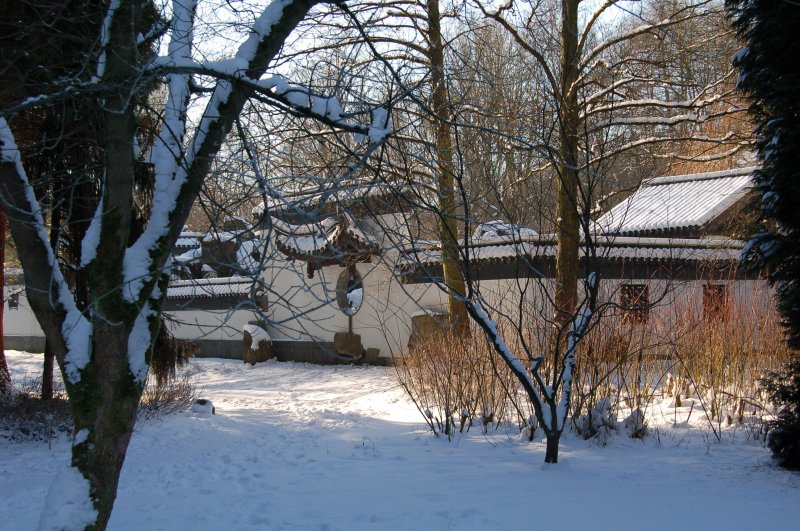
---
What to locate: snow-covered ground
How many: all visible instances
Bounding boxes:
[2,350,798,530]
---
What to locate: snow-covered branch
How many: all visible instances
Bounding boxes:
[0,119,91,384]
[578,1,622,57]
[95,0,122,81]
[124,0,323,304]
[555,303,593,431]
[582,93,724,120]
[583,130,748,169]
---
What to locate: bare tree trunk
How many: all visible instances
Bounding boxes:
[544,428,560,463]
[554,0,581,322]
[69,324,145,530]
[42,199,61,400]
[0,206,10,394]
[0,162,145,529]
[426,0,469,333]
[1,2,322,526]
[42,343,55,400]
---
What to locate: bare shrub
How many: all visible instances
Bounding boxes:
[394,328,533,440]
[396,279,786,443]
[668,288,789,439]
[570,306,676,437]
[0,367,199,442]
[0,377,72,443]
[571,279,787,440]
[137,371,199,422]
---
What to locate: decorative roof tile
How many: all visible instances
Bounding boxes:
[402,236,742,268]
[269,213,380,273]
[166,277,259,300]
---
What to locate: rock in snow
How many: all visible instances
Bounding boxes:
[191,398,215,415]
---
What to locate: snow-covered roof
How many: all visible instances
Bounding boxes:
[270,213,380,266]
[175,237,201,253]
[174,246,201,264]
[175,230,202,251]
[252,181,427,219]
[472,220,538,241]
[595,167,755,237]
[399,235,746,282]
[166,277,259,300]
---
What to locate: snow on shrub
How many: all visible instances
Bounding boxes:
[575,397,617,446]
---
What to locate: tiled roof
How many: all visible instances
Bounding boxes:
[400,235,743,270]
[252,182,427,219]
[166,277,259,300]
[176,236,200,249]
[270,213,380,262]
[595,167,755,236]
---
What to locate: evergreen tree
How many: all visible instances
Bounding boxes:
[761,360,800,470]
[728,0,800,468]
[728,1,800,344]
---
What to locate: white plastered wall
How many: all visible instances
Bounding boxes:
[166,306,261,342]
[257,211,447,359]
[3,286,44,338]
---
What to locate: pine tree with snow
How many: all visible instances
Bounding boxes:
[728,0,800,468]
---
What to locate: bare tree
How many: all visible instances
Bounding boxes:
[0,1,391,528]
[476,0,747,317]
[423,0,470,331]
[334,0,471,330]
[381,0,750,463]
[271,0,473,330]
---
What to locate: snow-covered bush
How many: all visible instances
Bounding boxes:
[575,397,617,446]
[623,409,648,439]
[574,399,647,443]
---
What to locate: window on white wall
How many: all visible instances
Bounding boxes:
[620,284,649,324]
[703,283,729,321]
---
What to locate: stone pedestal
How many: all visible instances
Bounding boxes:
[334,332,363,357]
[243,329,273,365]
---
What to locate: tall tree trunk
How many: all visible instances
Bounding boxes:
[42,342,55,400]
[68,2,144,522]
[0,206,10,394]
[41,199,62,400]
[2,2,321,527]
[554,0,581,322]
[426,0,469,333]
[67,321,148,530]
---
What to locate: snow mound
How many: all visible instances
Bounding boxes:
[190,398,215,415]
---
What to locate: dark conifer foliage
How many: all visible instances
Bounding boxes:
[761,360,800,470]
[728,0,800,346]
[728,0,800,469]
